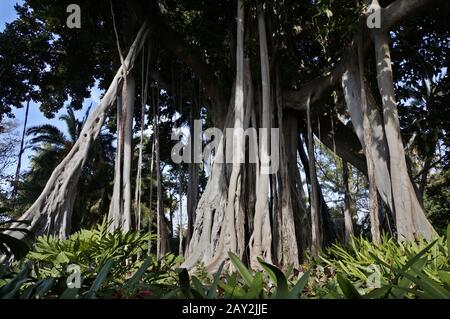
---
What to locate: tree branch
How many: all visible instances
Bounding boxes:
[282,0,438,111]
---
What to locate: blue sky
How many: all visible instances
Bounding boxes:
[1,0,102,178]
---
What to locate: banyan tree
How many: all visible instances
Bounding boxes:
[3,0,447,270]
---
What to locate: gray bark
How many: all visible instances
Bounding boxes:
[342,161,354,243]
[8,24,149,239]
[154,85,170,258]
[250,3,273,268]
[306,97,321,257]
[372,17,436,240]
[357,32,380,244]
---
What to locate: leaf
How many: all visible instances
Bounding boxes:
[363,285,391,299]
[0,233,30,259]
[35,278,55,298]
[438,271,450,287]
[178,268,191,298]
[123,257,152,291]
[85,259,114,299]
[258,260,288,298]
[228,252,254,286]
[60,287,79,299]
[207,261,224,299]
[218,281,245,299]
[191,276,207,299]
[244,272,264,299]
[256,257,277,283]
[0,265,30,299]
[336,274,361,299]
[447,223,450,264]
[287,272,310,299]
[55,252,70,264]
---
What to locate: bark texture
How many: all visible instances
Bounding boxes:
[8,24,149,239]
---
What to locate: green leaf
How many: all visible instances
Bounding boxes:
[438,271,450,287]
[218,281,245,298]
[191,277,207,299]
[244,272,264,299]
[60,288,79,299]
[85,259,114,299]
[35,278,55,299]
[55,252,70,264]
[0,264,30,299]
[0,233,30,259]
[257,257,277,284]
[178,268,191,298]
[337,274,361,299]
[287,272,310,299]
[447,223,450,264]
[228,252,254,286]
[207,261,224,299]
[363,286,392,299]
[124,257,152,291]
[258,260,288,298]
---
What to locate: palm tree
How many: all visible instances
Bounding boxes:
[15,106,115,231]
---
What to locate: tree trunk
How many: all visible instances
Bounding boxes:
[147,135,155,255]
[8,24,149,239]
[306,97,321,257]
[358,32,380,244]
[342,161,354,243]
[13,99,30,200]
[154,85,170,258]
[200,0,246,272]
[250,2,273,268]
[108,75,135,232]
[122,76,135,231]
[178,173,184,256]
[341,60,394,215]
[372,25,436,240]
[274,69,299,268]
[135,47,151,231]
[186,103,199,250]
[284,114,310,262]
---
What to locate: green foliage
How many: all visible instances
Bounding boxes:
[172,252,310,299]
[322,225,450,299]
[318,233,448,293]
[1,225,449,299]
[424,170,450,235]
[0,218,32,260]
[24,220,152,280]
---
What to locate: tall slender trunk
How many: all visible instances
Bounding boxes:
[135,46,151,230]
[154,85,169,258]
[418,155,433,197]
[342,160,354,243]
[122,75,135,231]
[358,33,380,244]
[108,96,124,230]
[147,135,155,255]
[13,99,30,200]
[250,2,273,267]
[371,2,436,240]
[108,75,135,232]
[274,69,299,268]
[178,172,183,256]
[186,101,198,250]
[306,97,321,256]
